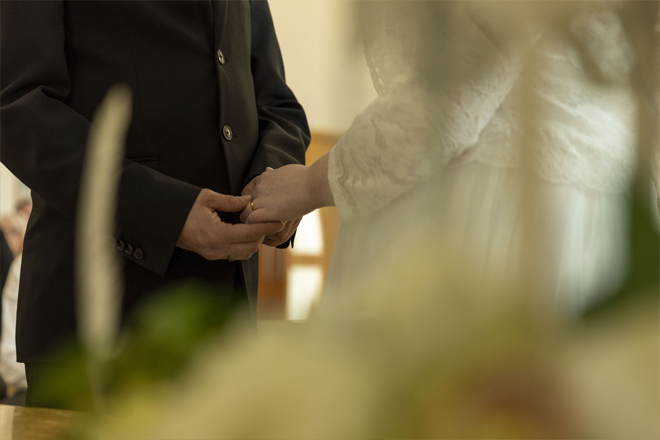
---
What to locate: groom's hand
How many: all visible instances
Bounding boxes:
[177,189,285,260]
[242,174,301,247]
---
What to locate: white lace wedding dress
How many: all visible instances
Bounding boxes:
[324,3,644,313]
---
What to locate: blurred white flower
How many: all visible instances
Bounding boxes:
[76,85,132,406]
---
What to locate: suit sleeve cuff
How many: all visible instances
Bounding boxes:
[114,163,202,276]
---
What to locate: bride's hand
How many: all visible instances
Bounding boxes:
[240,165,319,225]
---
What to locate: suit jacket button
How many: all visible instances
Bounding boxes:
[217,49,226,65]
[124,243,134,256]
[116,240,125,252]
[109,236,117,247]
[134,248,144,260]
[223,125,233,141]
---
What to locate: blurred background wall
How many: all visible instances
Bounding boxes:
[269,0,376,133]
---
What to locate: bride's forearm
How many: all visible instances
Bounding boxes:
[305,153,335,210]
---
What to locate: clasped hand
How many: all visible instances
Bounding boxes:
[239,163,332,237]
[239,166,310,246]
[179,161,332,260]
[176,189,285,261]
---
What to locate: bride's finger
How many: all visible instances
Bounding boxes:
[239,198,261,223]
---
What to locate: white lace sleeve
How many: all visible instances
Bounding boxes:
[328,6,521,220]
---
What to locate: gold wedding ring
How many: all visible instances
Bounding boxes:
[250,200,256,211]
[228,255,236,262]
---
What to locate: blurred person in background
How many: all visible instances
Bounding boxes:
[0,232,12,293]
[0,0,309,409]
[0,213,28,406]
[243,1,658,316]
[0,231,12,316]
[0,205,31,404]
[0,215,27,259]
[0,231,13,400]
[15,197,32,221]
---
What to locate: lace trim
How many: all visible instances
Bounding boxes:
[330,3,638,220]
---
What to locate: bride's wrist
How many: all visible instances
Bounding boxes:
[306,155,335,210]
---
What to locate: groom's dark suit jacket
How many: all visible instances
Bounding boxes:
[0,0,310,362]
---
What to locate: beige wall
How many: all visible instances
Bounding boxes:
[269,0,376,134]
